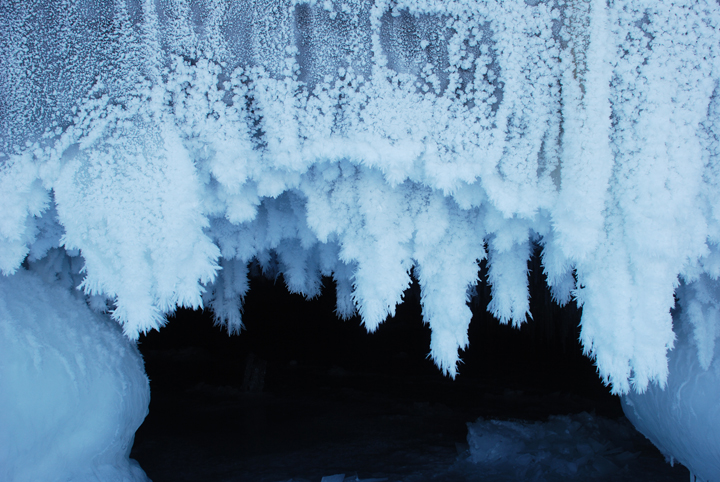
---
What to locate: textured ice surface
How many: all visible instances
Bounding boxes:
[4,0,720,479]
[621,286,720,482]
[0,269,150,482]
[2,0,720,395]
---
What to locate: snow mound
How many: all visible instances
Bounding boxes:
[621,281,720,482]
[466,412,642,481]
[0,269,150,482]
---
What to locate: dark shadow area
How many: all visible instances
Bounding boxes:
[130,249,688,482]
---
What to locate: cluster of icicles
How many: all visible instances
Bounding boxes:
[2,0,720,394]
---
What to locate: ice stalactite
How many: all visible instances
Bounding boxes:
[2,0,720,398]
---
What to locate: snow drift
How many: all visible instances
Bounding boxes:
[0,269,150,482]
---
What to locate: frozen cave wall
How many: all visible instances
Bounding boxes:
[0,269,150,482]
[2,0,720,399]
[621,277,720,481]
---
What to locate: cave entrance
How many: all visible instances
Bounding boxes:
[128,252,679,481]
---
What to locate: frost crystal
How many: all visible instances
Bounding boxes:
[2,0,720,393]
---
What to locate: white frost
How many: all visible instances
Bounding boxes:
[2,0,720,394]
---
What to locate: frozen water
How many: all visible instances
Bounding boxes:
[0,269,150,482]
[2,0,720,394]
[2,0,720,479]
[621,282,720,482]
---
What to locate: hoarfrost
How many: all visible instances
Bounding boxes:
[2,0,720,394]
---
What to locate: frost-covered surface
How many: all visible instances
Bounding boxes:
[0,269,150,482]
[2,0,720,394]
[621,285,720,482]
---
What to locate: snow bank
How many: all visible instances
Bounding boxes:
[0,269,150,482]
[2,0,720,395]
[621,280,720,482]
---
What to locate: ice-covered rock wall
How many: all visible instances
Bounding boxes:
[622,278,720,482]
[0,269,150,482]
[2,0,720,395]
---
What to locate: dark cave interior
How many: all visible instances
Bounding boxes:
[129,252,683,481]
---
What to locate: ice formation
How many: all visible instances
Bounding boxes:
[0,269,150,482]
[621,279,720,482]
[2,0,720,395]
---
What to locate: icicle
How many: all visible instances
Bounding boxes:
[2,0,720,393]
